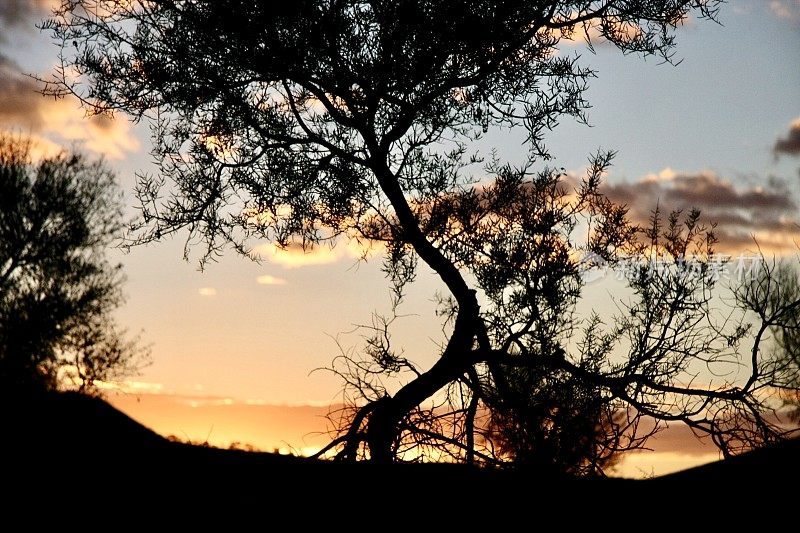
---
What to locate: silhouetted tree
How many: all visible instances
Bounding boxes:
[45,0,799,470]
[0,135,146,393]
[737,260,800,424]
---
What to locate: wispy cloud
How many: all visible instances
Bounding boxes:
[550,9,693,50]
[95,379,165,395]
[254,239,379,269]
[254,242,343,268]
[198,287,217,297]
[256,274,287,286]
[600,170,800,253]
[554,19,644,48]
[769,0,800,20]
[774,118,800,158]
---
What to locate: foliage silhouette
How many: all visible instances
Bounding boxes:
[0,135,146,393]
[738,260,800,423]
[45,0,799,470]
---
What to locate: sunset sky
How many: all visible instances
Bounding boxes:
[1,0,799,476]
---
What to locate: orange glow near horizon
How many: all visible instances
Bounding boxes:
[108,392,333,456]
[107,391,722,478]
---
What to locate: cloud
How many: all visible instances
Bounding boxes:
[551,11,692,50]
[0,53,139,159]
[254,242,342,268]
[256,274,287,286]
[0,55,44,125]
[95,380,165,395]
[198,287,217,297]
[0,0,54,37]
[549,21,636,49]
[254,239,379,269]
[774,118,800,157]
[600,170,800,253]
[769,0,800,20]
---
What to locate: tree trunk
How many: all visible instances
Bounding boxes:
[366,300,482,461]
[363,162,489,461]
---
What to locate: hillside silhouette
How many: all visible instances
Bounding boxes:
[4,391,798,504]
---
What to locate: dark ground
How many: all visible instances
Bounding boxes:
[2,391,797,518]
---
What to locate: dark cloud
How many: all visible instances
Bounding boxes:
[90,113,116,132]
[600,171,800,252]
[0,53,119,135]
[0,52,139,159]
[0,53,46,130]
[0,0,52,42]
[774,120,800,157]
[0,2,51,129]
[668,174,794,210]
[0,3,138,159]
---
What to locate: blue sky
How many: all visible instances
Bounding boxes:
[0,0,798,409]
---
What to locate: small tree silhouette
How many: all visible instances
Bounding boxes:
[0,135,146,393]
[738,260,800,424]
